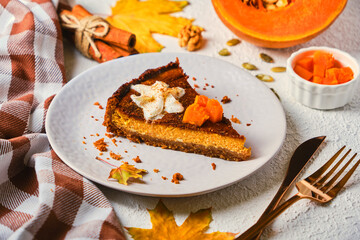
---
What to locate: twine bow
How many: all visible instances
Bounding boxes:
[60,14,109,58]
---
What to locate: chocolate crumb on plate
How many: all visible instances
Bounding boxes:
[230,115,241,124]
[221,96,231,104]
[211,162,216,170]
[171,173,184,184]
[93,138,108,152]
[133,156,142,163]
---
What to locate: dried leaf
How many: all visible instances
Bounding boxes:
[271,66,286,72]
[256,74,274,82]
[242,62,258,70]
[109,163,147,185]
[219,48,231,56]
[107,0,194,53]
[226,38,241,46]
[126,200,236,240]
[260,53,274,63]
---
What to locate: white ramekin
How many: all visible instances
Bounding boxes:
[286,46,359,110]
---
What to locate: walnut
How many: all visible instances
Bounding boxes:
[178,24,203,52]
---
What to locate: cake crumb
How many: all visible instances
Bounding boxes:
[94,102,104,109]
[99,152,103,156]
[231,115,241,124]
[96,133,99,136]
[90,134,95,137]
[203,87,206,90]
[95,119,99,121]
[110,151,122,160]
[133,156,142,163]
[83,136,86,139]
[93,138,108,152]
[105,133,115,138]
[211,163,216,170]
[205,83,209,87]
[112,139,118,146]
[211,85,215,88]
[194,84,200,88]
[246,123,252,126]
[124,150,128,153]
[192,77,196,81]
[153,169,159,173]
[91,116,94,118]
[171,173,184,184]
[221,96,231,104]
[162,176,168,180]
[82,141,86,144]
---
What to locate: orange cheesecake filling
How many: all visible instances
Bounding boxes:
[112,109,250,155]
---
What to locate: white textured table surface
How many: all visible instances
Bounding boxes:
[63,1,360,239]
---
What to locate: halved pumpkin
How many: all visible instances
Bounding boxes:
[212,0,347,48]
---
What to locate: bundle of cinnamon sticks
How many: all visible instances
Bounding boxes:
[60,5,137,63]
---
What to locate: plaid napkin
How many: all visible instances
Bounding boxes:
[0,1,125,239]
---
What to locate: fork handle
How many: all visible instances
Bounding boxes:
[236,194,302,240]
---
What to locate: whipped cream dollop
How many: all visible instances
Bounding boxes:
[130,81,185,120]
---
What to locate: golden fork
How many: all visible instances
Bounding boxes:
[237,146,360,240]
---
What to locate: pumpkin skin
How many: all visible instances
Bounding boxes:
[212,0,347,48]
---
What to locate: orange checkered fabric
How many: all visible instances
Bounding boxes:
[0,1,125,239]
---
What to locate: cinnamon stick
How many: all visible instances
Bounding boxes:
[62,24,124,63]
[89,40,124,63]
[67,5,136,51]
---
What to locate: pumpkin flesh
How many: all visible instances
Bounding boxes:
[212,0,347,48]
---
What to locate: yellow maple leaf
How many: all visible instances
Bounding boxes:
[126,200,236,240]
[107,0,194,53]
[108,163,147,185]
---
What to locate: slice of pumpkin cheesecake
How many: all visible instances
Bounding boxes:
[103,58,251,161]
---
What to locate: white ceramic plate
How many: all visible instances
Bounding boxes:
[46,53,286,197]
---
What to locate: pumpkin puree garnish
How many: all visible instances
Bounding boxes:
[182,95,223,127]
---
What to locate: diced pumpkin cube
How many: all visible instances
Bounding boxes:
[324,68,339,85]
[182,103,209,126]
[313,76,323,84]
[296,56,313,72]
[205,99,223,123]
[313,50,334,77]
[194,95,208,107]
[338,67,354,84]
[294,64,313,80]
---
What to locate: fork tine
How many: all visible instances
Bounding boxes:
[326,159,360,197]
[306,146,346,184]
[313,149,352,187]
[321,153,357,192]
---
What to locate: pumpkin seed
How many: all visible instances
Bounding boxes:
[271,66,286,72]
[226,39,241,46]
[260,53,274,63]
[270,88,281,101]
[256,74,274,82]
[218,48,230,56]
[242,62,258,70]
